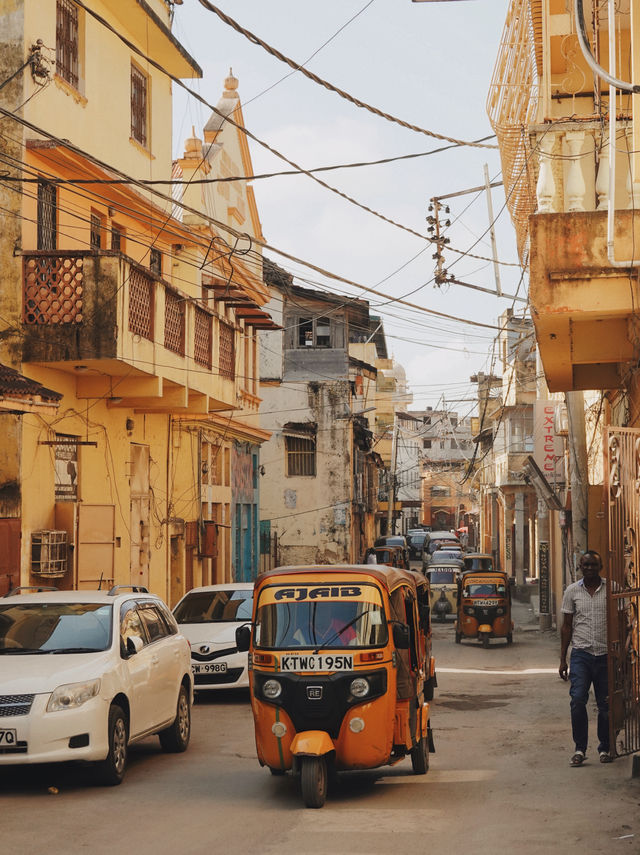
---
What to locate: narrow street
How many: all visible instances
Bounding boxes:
[2,603,638,855]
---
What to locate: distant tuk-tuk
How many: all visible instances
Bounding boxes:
[462,553,494,573]
[372,545,408,570]
[455,569,513,647]
[426,561,461,622]
[236,564,436,808]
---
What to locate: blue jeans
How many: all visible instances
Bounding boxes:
[569,649,609,754]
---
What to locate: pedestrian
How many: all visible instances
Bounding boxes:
[559,550,612,766]
[365,548,377,565]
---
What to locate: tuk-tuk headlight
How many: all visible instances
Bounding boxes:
[496,607,504,615]
[350,678,370,698]
[263,679,282,699]
[467,607,475,615]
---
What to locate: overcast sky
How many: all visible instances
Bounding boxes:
[171,0,520,417]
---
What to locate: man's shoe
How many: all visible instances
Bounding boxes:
[570,750,586,767]
[599,751,613,763]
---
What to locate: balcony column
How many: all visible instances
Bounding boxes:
[595,131,610,211]
[564,131,586,212]
[536,134,556,213]
[514,490,526,586]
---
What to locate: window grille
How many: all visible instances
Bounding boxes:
[37,180,57,251]
[130,64,147,147]
[56,0,78,89]
[194,306,212,368]
[285,436,316,477]
[219,321,235,380]
[164,290,185,356]
[90,213,102,250]
[149,248,162,276]
[128,267,154,341]
[24,255,83,324]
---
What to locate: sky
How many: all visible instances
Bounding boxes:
[170,0,522,417]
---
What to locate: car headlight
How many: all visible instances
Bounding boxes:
[46,679,101,712]
[350,678,370,698]
[263,679,282,699]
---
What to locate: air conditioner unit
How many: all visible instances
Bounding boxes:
[31,530,67,577]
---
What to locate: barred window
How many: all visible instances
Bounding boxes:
[285,435,316,477]
[149,248,162,276]
[37,179,57,251]
[90,212,102,250]
[111,225,124,252]
[219,321,235,380]
[56,0,79,89]
[131,64,148,147]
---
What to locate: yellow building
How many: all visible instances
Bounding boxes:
[0,0,271,601]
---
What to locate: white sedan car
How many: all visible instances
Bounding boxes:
[173,583,253,692]
[0,588,193,785]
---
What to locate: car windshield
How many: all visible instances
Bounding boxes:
[0,603,113,653]
[409,534,426,546]
[429,570,457,584]
[464,583,506,597]
[432,551,462,561]
[254,583,388,649]
[173,590,253,624]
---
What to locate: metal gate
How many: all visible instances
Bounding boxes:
[605,427,640,757]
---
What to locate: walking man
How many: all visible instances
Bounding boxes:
[559,550,612,766]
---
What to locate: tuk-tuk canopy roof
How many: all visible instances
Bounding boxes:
[255,564,423,596]
[461,569,509,581]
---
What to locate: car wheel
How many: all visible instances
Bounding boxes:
[159,684,191,753]
[94,704,128,786]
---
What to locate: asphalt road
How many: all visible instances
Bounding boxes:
[2,609,639,855]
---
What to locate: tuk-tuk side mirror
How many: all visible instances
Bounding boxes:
[392,622,410,649]
[235,624,251,652]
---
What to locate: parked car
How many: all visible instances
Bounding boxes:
[173,583,254,692]
[0,587,193,785]
[407,531,428,561]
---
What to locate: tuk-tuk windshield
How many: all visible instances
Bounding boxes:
[254,584,388,649]
[428,569,458,584]
[464,582,506,597]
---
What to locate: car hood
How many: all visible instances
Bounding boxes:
[176,623,243,645]
[0,651,113,694]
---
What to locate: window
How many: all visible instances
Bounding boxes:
[149,248,162,276]
[297,316,331,348]
[120,604,146,654]
[90,212,103,250]
[285,435,316,476]
[111,224,124,252]
[137,604,168,643]
[37,179,57,250]
[423,439,431,449]
[219,322,235,380]
[131,63,148,147]
[423,416,431,425]
[56,0,79,89]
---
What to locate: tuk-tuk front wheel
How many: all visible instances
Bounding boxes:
[410,734,429,775]
[455,631,461,644]
[482,635,490,649]
[507,632,513,645]
[300,756,328,809]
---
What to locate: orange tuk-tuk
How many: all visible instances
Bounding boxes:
[455,569,513,647]
[236,564,436,808]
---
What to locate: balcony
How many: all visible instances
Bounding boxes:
[528,121,639,392]
[22,251,237,413]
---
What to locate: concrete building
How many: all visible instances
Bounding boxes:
[0,1,271,599]
[258,261,380,565]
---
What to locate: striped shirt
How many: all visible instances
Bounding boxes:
[561,578,607,656]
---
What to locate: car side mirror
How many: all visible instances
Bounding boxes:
[126,635,144,656]
[392,623,410,649]
[235,624,251,652]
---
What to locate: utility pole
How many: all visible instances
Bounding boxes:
[386,420,399,535]
[483,163,502,297]
[427,199,451,286]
